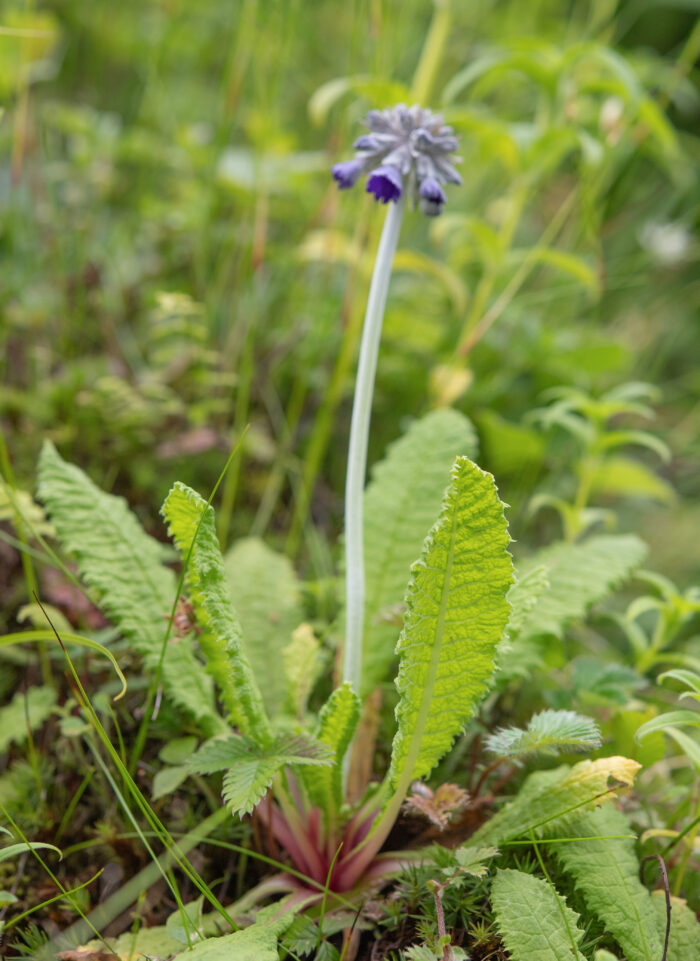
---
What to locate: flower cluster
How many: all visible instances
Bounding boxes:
[332,104,461,216]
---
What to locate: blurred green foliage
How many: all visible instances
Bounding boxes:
[0,0,697,572]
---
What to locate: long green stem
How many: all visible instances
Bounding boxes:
[342,197,405,696]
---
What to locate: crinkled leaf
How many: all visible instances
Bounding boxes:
[553,805,661,961]
[162,483,268,741]
[492,869,586,961]
[360,410,478,696]
[283,623,321,719]
[518,534,647,640]
[303,683,360,812]
[37,442,221,734]
[225,536,303,718]
[505,565,549,639]
[472,757,640,846]
[650,891,700,961]
[388,456,513,794]
[485,710,601,759]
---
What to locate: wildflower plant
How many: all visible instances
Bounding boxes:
[30,104,665,953]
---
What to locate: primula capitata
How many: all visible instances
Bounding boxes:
[335,104,461,702]
[331,103,461,216]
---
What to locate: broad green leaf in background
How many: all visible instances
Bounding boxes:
[0,686,56,753]
[553,805,662,961]
[491,869,586,961]
[472,756,639,847]
[166,897,203,945]
[162,483,269,742]
[283,623,322,719]
[650,891,700,961]
[83,926,184,961]
[360,410,478,697]
[387,456,513,797]
[588,456,676,505]
[171,902,296,961]
[504,565,549,639]
[476,410,546,479]
[224,536,303,719]
[37,442,222,735]
[517,534,648,640]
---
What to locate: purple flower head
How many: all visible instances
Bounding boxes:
[419,176,447,217]
[331,103,461,215]
[366,165,403,204]
[332,159,363,190]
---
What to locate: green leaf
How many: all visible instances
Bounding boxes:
[476,410,546,478]
[159,737,198,766]
[283,624,322,719]
[472,756,640,847]
[505,566,549,639]
[152,766,190,801]
[0,841,62,864]
[0,686,56,752]
[661,727,700,774]
[360,410,478,697]
[636,710,700,740]
[225,536,303,718]
[650,891,700,961]
[166,897,204,945]
[88,925,185,960]
[485,710,601,759]
[2,630,127,700]
[659,668,700,697]
[188,733,333,817]
[450,844,499,879]
[37,442,221,734]
[518,534,647,640]
[161,482,268,741]
[303,682,361,812]
[491,869,586,961]
[553,805,662,961]
[171,902,296,960]
[587,456,676,505]
[388,456,513,794]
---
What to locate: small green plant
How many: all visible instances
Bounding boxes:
[528,383,673,542]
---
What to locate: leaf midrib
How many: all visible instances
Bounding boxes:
[395,495,459,796]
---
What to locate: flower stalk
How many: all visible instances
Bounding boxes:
[335,105,461,699]
[342,195,405,696]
